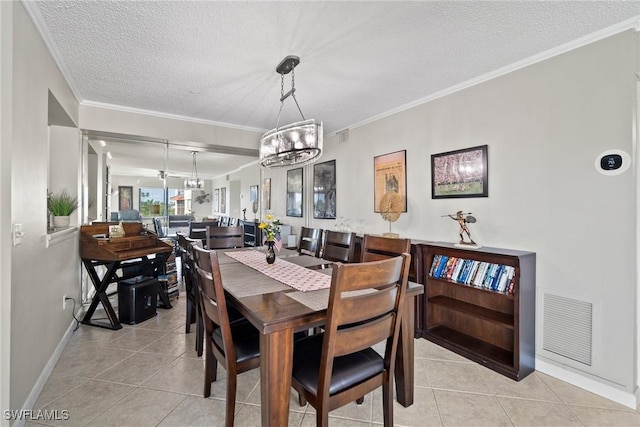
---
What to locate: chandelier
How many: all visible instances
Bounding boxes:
[184,151,204,189]
[259,55,323,168]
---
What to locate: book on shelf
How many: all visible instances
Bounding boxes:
[429,255,442,276]
[466,260,480,285]
[450,258,464,281]
[433,255,449,278]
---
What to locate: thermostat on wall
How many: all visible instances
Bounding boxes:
[595,150,630,176]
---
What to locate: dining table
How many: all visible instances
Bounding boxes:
[216,247,424,426]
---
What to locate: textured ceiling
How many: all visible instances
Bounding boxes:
[30,1,640,177]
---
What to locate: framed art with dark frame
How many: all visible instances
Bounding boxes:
[374,150,407,213]
[286,168,303,217]
[221,187,227,213]
[313,160,336,219]
[214,188,220,212]
[431,144,488,199]
[262,178,271,210]
[118,186,133,210]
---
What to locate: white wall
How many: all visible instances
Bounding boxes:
[5,2,638,413]
[313,30,635,398]
[0,1,13,424]
[235,29,640,402]
[8,1,81,412]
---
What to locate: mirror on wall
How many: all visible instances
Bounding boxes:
[84,131,260,233]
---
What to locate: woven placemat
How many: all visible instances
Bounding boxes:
[285,288,377,311]
[285,289,330,311]
[219,262,290,298]
[286,256,332,268]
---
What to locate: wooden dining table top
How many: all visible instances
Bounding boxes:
[217,246,423,335]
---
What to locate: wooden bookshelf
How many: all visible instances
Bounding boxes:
[420,242,535,380]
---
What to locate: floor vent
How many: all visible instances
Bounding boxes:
[338,129,349,144]
[543,293,592,366]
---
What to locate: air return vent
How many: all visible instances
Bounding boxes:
[337,129,349,144]
[543,293,592,366]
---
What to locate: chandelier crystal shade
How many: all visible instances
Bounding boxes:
[184,151,204,189]
[259,55,323,168]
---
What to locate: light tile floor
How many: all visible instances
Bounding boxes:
[28,295,640,426]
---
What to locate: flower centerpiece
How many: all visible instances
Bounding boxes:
[258,214,281,264]
[258,213,282,242]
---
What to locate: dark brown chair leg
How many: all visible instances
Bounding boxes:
[298,392,307,406]
[225,370,237,427]
[356,396,364,404]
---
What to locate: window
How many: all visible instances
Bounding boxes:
[139,187,183,216]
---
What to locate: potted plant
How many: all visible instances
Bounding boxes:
[48,189,78,228]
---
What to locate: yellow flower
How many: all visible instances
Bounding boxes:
[259,215,281,242]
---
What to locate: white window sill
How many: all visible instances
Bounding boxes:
[46,226,78,248]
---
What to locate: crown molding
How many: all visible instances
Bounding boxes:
[21,0,83,104]
[81,100,267,134]
[337,15,640,136]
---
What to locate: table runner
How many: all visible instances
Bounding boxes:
[225,249,332,292]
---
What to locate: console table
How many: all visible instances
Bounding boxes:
[80,223,174,330]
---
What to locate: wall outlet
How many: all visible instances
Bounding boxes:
[63,295,67,310]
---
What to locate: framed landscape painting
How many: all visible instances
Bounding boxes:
[214,188,220,212]
[221,187,227,213]
[313,160,336,219]
[286,168,303,217]
[374,150,407,213]
[431,144,488,199]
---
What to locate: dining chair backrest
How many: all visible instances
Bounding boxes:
[205,225,244,249]
[298,226,323,257]
[321,230,356,263]
[189,221,218,244]
[360,234,411,262]
[192,245,261,426]
[228,217,239,226]
[177,233,204,354]
[291,254,411,426]
[219,216,229,227]
[152,217,166,238]
[193,246,230,340]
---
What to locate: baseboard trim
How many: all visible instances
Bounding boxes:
[536,358,637,410]
[13,319,77,427]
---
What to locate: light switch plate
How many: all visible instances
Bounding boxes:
[13,223,25,246]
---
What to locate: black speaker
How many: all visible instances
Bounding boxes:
[118,276,158,325]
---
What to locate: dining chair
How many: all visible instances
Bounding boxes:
[360,234,411,262]
[205,225,244,249]
[219,216,229,226]
[297,226,323,257]
[228,217,239,226]
[192,246,261,427]
[291,254,411,427]
[152,217,166,238]
[321,230,357,263]
[176,233,205,356]
[189,220,218,245]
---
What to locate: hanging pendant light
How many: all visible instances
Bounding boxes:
[259,55,323,168]
[184,151,204,189]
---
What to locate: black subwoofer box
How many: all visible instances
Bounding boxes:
[118,276,158,324]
